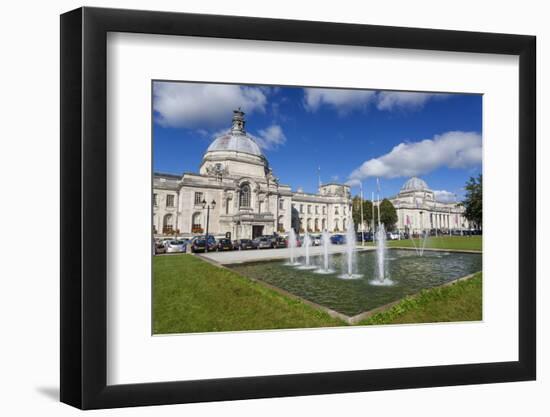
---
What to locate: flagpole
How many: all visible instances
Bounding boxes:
[376,177,381,230]
[360,182,365,246]
[371,191,375,242]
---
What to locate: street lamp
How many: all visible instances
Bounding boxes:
[202,199,216,252]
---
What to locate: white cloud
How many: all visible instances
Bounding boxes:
[348,131,482,181]
[433,190,457,203]
[251,124,287,150]
[303,88,448,114]
[153,82,267,129]
[376,91,447,111]
[303,88,376,114]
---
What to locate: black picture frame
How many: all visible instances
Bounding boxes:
[60,6,536,410]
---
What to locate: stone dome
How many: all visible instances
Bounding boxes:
[206,109,263,157]
[401,176,430,192]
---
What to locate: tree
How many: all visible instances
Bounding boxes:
[352,196,373,231]
[379,199,398,231]
[462,174,482,229]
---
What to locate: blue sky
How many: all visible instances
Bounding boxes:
[153,81,482,202]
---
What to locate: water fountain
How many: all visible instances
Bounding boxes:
[410,229,429,256]
[285,229,300,266]
[338,221,362,279]
[370,223,394,286]
[297,232,317,270]
[315,230,334,274]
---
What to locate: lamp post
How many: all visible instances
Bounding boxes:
[202,199,216,253]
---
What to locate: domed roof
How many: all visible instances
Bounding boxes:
[207,132,262,156]
[206,109,263,157]
[401,176,430,192]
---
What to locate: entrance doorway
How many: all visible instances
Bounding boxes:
[252,225,264,239]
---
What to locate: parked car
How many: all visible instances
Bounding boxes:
[330,234,346,245]
[154,241,166,255]
[310,235,322,246]
[261,235,278,247]
[190,235,216,253]
[216,238,234,251]
[254,236,273,249]
[233,239,255,250]
[356,232,373,242]
[273,236,287,248]
[165,240,187,253]
[387,232,400,240]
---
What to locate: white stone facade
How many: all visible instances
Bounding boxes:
[388,177,470,234]
[153,110,352,239]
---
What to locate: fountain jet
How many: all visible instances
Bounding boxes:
[338,221,362,279]
[410,229,429,256]
[315,230,334,274]
[370,223,394,286]
[297,232,316,270]
[286,229,300,266]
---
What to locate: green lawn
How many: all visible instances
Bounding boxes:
[365,235,482,251]
[359,273,482,325]
[154,251,482,333]
[153,254,345,334]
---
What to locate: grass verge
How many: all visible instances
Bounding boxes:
[153,254,345,334]
[358,273,482,325]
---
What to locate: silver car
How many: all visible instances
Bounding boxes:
[310,235,322,246]
[164,240,187,253]
[254,237,273,249]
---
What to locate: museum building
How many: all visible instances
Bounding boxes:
[388,177,471,234]
[153,109,352,239]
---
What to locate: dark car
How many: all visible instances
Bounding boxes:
[216,238,233,251]
[356,232,373,242]
[273,236,287,248]
[190,235,216,253]
[233,239,255,250]
[330,234,346,245]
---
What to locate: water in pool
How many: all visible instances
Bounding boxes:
[229,249,482,317]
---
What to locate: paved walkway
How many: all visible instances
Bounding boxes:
[199,245,374,265]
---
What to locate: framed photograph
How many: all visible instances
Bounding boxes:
[60,6,536,409]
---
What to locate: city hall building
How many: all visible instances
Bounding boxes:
[153,110,352,239]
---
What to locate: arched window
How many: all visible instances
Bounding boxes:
[343,218,347,230]
[239,183,251,208]
[163,214,173,234]
[334,219,339,231]
[191,212,202,233]
[314,218,319,231]
[322,218,326,231]
[277,215,284,232]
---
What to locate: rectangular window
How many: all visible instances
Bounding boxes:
[279,199,284,210]
[300,204,304,213]
[315,206,319,214]
[153,193,157,207]
[194,192,203,205]
[166,194,175,208]
[323,206,326,215]
[307,205,311,214]
[335,206,339,215]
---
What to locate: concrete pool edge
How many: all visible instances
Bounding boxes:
[197,253,481,326]
[199,246,482,265]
